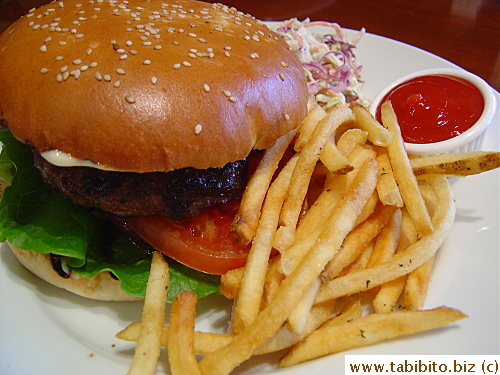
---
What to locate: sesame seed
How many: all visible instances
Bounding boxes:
[189,53,197,59]
[143,41,152,46]
[224,51,230,57]
[40,68,49,74]
[173,63,181,69]
[224,46,231,50]
[203,83,210,92]
[198,38,207,43]
[188,33,196,38]
[280,61,289,67]
[60,66,68,72]
[44,37,52,43]
[56,73,63,82]
[116,68,126,75]
[154,45,162,50]
[75,34,84,39]
[143,59,151,65]
[71,69,81,79]
[58,41,67,46]
[223,90,231,97]
[182,61,191,67]
[94,72,102,80]
[73,59,82,65]
[80,65,89,71]
[283,114,290,120]
[114,80,121,87]
[56,56,64,61]
[279,73,285,81]
[151,76,157,84]
[229,96,237,102]
[62,71,69,80]
[120,54,128,60]
[90,62,98,68]
[87,48,93,55]
[40,45,47,52]
[126,40,133,46]
[194,124,202,135]
[125,96,136,103]
[103,74,111,81]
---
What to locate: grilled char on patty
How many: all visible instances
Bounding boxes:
[33,152,247,220]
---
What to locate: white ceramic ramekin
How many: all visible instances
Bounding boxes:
[369,68,497,155]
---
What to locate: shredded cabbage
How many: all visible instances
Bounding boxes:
[273,18,368,109]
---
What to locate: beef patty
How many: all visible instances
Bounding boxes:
[33,152,248,220]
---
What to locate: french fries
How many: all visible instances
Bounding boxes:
[411,151,500,179]
[279,307,467,367]
[117,322,233,355]
[168,291,201,375]
[315,176,456,304]
[375,146,404,207]
[276,105,354,251]
[350,103,393,146]
[231,155,299,333]
[118,100,499,375]
[126,252,169,375]
[231,129,298,245]
[382,101,433,235]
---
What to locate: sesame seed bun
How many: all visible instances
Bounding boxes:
[0,0,308,172]
[7,242,140,301]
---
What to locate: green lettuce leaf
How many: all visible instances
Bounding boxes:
[0,131,220,301]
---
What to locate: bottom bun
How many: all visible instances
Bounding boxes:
[8,242,140,302]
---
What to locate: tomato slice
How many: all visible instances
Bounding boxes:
[122,200,251,275]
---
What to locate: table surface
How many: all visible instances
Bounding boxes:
[1,0,499,91]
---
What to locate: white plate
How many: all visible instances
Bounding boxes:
[1,27,499,375]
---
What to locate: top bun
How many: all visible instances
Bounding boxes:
[0,0,308,172]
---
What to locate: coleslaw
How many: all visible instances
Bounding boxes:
[273,18,368,109]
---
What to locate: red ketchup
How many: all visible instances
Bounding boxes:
[376,74,484,144]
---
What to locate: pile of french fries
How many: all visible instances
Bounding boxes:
[116,100,500,375]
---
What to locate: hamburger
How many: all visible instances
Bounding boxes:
[0,0,308,301]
